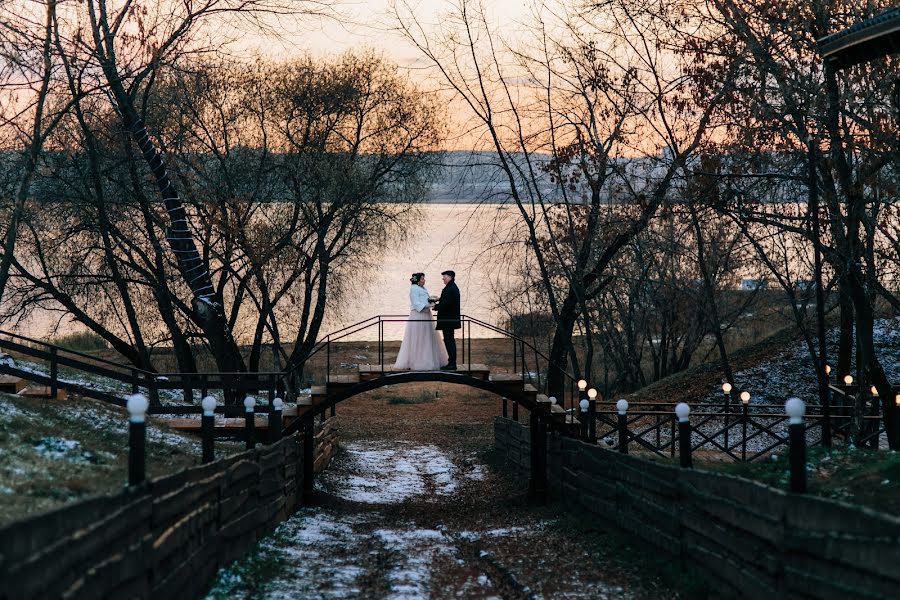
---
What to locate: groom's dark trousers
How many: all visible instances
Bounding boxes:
[442,330,457,367]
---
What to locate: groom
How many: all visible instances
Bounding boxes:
[434,270,461,371]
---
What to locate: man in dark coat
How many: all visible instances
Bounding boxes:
[435,270,461,370]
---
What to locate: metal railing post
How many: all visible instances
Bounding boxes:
[742,400,749,461]
[49,346,58,400]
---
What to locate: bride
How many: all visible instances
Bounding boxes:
[394,273,449,371]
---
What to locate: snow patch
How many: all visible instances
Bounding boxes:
[332,442,480,504]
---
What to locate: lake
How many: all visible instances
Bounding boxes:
[9,203,520,342]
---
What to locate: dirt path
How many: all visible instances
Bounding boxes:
[205,384,688,599]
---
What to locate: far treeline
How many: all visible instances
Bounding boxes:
[1,0,898,449]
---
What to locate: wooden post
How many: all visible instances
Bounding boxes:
[529,411,547,503]
[49,346,58,400]
[303,413,315,502]
[502,397,508,418]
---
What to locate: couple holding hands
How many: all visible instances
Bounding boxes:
[394,270,461,372]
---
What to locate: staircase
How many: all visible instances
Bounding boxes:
[0,374,66,400]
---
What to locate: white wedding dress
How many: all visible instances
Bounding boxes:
[394,284,449,371]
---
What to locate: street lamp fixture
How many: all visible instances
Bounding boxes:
[577,379,588,391]
[587,388,598,400]
[785,397,806,425]
[825,364,832,375]
[740,391,750,404]
[870,386,879,396]
[843,375,853,385]
[579,398,589,412]
[548,396,557,405]
[722,382,732,394]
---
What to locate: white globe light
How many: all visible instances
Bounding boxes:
[785,397,805,424]
[587,388,598,400]
[201,396,217,416]
[843,374,853,385]
[740,391,751,404]
[273,397,284,411]
[675,402,690,422]
[126,394,149,423]
[577,379,588,391]
[548,396,557,405]
[579,398,589,412]
[616,399,629,415]
[244,396,256,412]
[722,382,732,394]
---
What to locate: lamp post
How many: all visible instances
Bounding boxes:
[577,379,587,419]
[587,388,598,443]
[244,396,257,450]
[722,382,733,452]
[740,391,750,461]
[271,397,284,443]
[616,399,629,454]
[675,403,692,468]
[127,394,148,486]
[786,398,806,493]
[579,398,590,439]
[201,395,216,463]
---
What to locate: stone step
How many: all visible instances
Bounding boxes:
[17,385,67,400]
[326,373,360,386]
[160,406,305,432]
[0,375,26,393]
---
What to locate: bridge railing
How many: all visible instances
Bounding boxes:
[304,314,581,413]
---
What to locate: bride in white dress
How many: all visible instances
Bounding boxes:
[394,273,449,371]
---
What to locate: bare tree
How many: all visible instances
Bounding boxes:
[394,0,736,397]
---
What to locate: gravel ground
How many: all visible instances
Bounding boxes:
[205,385,694,599]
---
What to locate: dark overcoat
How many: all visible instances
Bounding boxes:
[436,281,461,331]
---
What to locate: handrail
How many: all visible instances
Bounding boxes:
[0,329,155,377]
[304,313,579,387]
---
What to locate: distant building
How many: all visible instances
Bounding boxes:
[740,278,768,291]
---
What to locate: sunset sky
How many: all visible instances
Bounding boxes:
[229,0,535,67]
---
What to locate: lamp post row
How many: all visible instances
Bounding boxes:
[126,393,286,487]
[568,380,809,493]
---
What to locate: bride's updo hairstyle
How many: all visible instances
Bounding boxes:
[410,272,425,285]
